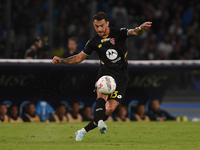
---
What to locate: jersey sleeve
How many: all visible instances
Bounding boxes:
[118,28,129,39]
[82,39,94,56]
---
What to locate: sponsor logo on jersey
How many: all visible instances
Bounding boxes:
[101,38,110,43]
[106,49,118,60]
[110,38,115,45]
[111,57,121,63]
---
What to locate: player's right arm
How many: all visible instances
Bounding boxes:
[52,51,87,65]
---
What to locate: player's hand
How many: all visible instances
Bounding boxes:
[52,56,62,64]
[140,22,152,30]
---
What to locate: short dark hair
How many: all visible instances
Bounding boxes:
[136,102,145,111]
[83,105,91,111]
[27,102,35,108]
[118,106,127,112]
[56,103,66,111]
[68,37,78,44]
[150,99,159,105]
[8,105,18,114]
[71,101,79,107]
[93,12,107,22]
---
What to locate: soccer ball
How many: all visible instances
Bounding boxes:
[96,75,116,95]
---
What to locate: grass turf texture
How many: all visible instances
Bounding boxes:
[0,122,200,150]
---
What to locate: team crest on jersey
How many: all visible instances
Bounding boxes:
[110,38,115,45]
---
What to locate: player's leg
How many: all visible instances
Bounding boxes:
[75,73,128,141]
[84,99,119,132]
[75,92,108,141]
[85,91,108,134]
[95,90,108,122]
[75,99,119,141]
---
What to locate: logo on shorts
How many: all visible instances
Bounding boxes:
[117,95,122,99]
[110,38,115,45]
[106,49,118,60]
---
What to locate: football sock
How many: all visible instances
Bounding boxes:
[84,98,107,132]
[84,114,110,132]
[95,98,106,121]
[84,118,97,132]
[103,114,109,121]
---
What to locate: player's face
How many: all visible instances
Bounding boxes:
[28,104,35,115]
[10,106,18,117]
[84,107,91,117]
[137,105,145,115]
[0,105,7,115]
[118,107,127,117]
[93,19,109,37]
[68,40,77,52]
[72,103,79,114]
[58,106,66,116]
[151,100,160,112]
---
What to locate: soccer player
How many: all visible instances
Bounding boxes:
[52,12,152,141]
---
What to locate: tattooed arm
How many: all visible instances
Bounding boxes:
[127,22,152,37]
[52,51,87,65]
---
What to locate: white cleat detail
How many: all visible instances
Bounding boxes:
[98,120,107,135]
[75,130,86,141]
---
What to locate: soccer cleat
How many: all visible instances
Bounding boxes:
[98,120,107,135]
[75,130,86,141]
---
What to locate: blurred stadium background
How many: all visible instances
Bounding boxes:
[0,0,200,122]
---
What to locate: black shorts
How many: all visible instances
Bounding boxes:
[96,68,129,103]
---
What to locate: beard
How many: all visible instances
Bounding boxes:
[97,27,107,37]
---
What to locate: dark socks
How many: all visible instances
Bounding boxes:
[84,98,108,132]
[95,98,106,121]
[103,114,109,121]
[84,119,97,132]
[84,114,109,132]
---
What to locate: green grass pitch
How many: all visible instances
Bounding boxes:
[0,122,200,150]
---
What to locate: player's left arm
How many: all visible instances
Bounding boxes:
[127,22,152,37]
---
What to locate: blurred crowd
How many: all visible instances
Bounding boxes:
[0,0,200,60]
[0,99,187,123]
